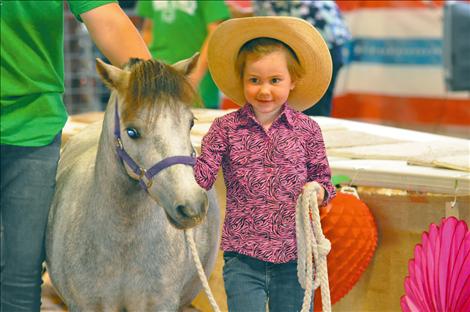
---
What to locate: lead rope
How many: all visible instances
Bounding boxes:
[185,229,221,312]
[296,184,332,312]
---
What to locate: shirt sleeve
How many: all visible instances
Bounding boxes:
[199,0,230,25]
[67,0,116,22]
[136,0,153,19]
[305,121,336,205]
[194,117,229,190]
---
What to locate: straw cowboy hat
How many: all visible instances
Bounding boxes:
[207,16,332,111]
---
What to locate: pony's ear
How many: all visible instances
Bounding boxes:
[173,52,200,76]
[95,58,130,91]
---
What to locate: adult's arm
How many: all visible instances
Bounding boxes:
[187,22,219,88]
[81,3,151,67]
[140,18,154,46]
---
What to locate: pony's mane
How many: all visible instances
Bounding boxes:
[122,58,198,122]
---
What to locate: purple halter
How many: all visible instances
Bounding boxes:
[113,101,196,190]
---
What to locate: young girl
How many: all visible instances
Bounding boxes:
[193,16,335,312]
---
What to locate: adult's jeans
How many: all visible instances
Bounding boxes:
[0,134,61,312]
[223,251,314,312]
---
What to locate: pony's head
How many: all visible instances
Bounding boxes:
[96,55,208,229]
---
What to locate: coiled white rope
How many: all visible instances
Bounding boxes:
[185,229,221,312]
[296,183,332,312]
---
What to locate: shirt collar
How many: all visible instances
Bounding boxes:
[239,102,296,128]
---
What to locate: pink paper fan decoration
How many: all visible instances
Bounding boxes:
[401,217,470,312]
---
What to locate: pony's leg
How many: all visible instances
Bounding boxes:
[179,304,200,312]
[124,297,180,312]
[66,304,81,312]
[67,301,121,312]
[66,303,88,312]
[100,306,120,312]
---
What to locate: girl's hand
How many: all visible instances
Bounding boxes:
[303,181,325,205]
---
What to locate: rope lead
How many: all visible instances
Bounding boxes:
[185,229,221,312]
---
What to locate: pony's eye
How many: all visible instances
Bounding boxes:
[126,128,140,139]
[190,119,195,129]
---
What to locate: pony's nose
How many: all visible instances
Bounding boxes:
[176,201,207,219]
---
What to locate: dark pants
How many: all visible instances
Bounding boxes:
[303,44,345,117]
[0,134,61,312]
[223,252,314,312]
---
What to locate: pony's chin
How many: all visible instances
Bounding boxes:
[165,212,204,230]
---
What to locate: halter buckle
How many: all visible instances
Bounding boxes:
[115,137,123,150]
[139,168,153,189]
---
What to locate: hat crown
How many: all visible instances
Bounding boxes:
[208,16,332,111]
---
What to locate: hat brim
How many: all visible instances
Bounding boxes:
[207,16,332,111]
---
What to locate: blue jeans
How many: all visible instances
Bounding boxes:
[0,134,61,312]
[223,252,314,312]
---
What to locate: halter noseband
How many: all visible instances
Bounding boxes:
[113,101,196,191]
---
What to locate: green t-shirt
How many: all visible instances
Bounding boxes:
[136,0,229,109]
[1,0,114,147]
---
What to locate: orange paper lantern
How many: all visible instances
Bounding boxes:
[314,192,378,310]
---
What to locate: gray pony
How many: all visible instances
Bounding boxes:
[46,55,220,311]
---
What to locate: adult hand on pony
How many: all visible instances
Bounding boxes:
[302,181,325,205]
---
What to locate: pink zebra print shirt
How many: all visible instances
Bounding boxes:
[194,103,335,263]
